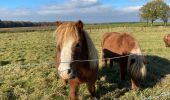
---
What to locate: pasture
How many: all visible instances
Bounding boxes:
[0,25,170,99]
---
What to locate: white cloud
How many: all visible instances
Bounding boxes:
[0,8,31,17]
[118,6,141,13]
[41,0,100,11]
[37,5,140,23]
[0,0,142,23]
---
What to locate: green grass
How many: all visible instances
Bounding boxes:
[0,26,170,100]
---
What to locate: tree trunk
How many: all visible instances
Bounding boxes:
[164,21,166,26]
[162,18,168,26]
[151,20,154,26]
[147,19,149,26]
[164,19,168,26]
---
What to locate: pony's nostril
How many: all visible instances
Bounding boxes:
[68,69,71,74]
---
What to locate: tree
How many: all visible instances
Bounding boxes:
[139,4,150,25]
[140,0,170,26]
[0,19,2,27]
[140,1,158,26]
[156,1,170,26]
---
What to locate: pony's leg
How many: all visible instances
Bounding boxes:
[102,56,107,67]
[104,59,107,67]
[119,62,127,80]
[87,82,96,99]
[110,59,113,67]
[131,78,139,91]
[102,54,107,67]
[69,80,79,100]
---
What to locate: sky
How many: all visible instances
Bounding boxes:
[0,0,170,23]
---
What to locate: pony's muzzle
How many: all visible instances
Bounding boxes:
[58,69,76,80]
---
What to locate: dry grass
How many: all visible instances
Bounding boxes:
[0,26,170,100]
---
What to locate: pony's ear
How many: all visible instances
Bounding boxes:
[76,20,83,29]
[56,21,62,27]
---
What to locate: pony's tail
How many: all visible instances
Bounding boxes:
[127,54,146,81]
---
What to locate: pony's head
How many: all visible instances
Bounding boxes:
[128,47,147,81]
[55,20,98,80]
[55,20,83,80]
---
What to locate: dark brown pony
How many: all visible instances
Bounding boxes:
[101,32,146,90]
[163,34,170,47]
[55,20,98,100]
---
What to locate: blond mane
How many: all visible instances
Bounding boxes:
[55,22,98,69]
[83,30,98,69]
[55,23,79,47]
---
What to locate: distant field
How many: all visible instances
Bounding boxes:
[0,22,170,33]
[0,25,170,99]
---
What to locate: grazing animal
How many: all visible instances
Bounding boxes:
[101,32,147,90]
[163,34,170,47]
[55,20,98,100]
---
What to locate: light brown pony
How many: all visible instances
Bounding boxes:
[101,32,146,90]
[55,20,98,100]
[163,34,170,47]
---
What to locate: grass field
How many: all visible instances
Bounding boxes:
[0,25,170,100]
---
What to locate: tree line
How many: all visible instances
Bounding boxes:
[140,0,170,26]
[0,20,55,28]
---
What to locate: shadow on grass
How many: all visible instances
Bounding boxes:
[96,55,170,98]
[0,60,11,66]
[141,55,170,89]
[96,62,130,98]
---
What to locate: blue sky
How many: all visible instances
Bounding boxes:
[0,0,170,23]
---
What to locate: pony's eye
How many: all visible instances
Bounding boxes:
[76,43,80,48]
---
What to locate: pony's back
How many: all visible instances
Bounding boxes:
[163,34,170,47]
[102,32,138,55]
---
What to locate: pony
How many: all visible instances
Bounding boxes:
[101,32,147,90]
[163,34,170,47]
[55,20,98,100]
